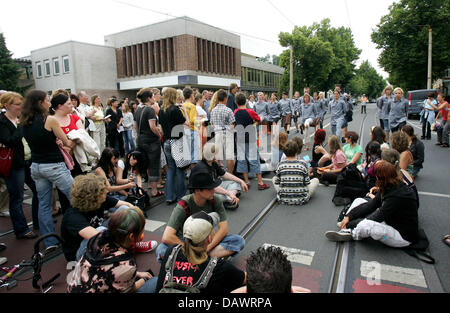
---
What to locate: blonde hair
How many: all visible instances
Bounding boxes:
[162,87,177,112]
[70,174,108,212]
[176,89,184,102]
[182,237,209,265]
[0,92,23,109]
[208,91,219,112]
[393,87,404,95]
[383,85,393,93]
[51,89,70,98]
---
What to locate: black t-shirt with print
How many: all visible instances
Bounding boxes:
[155,245,245,293]
[61,196,119,262]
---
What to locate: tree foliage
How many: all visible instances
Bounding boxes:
[0,33,22,92]
[371,0,450,92]
[348,60,386,99]
[278,19,361,94]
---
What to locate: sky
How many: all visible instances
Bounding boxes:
[1,0,396,78]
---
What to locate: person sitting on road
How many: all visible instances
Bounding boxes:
[370,125,389,151]
[313,135,348,186]
[116,150,146,190]
[232,246,310,293]
[378,148,419,208]
[61,174,156,262]
[360,141,382,190]
[156,211,246,293]
[310,129,329,168]
[67,207,157,293]
[390,131,414,176]
[280,136,304,162]
[155,165,245,263]
[342,131,364,165]
[273,139,319,205]
[401,125,424,180]
[196,142,248,210]
[325,160,419,248]
[94,147,136,201]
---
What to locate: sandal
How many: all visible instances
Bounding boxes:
[151,191,165,198]
[443,235,450,247]
[258,183,270,190]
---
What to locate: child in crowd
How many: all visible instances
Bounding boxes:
[273,139,319,205]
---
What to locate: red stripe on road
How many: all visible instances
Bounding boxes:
[352,279,425,293]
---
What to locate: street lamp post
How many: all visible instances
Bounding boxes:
[427,26,432,89]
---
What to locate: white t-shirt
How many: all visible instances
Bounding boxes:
[196,105,208,120]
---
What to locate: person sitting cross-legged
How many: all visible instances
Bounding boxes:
[155,166,245,263]
[61,174,157,263]
[67,207,157,293]
[156,211,246,293]
[273,139,319,205]
[197,142,249,210]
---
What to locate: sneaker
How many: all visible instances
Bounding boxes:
[0,257,7,266]
[337,222,342,228]
[325,229,353,242]
[0,211,10,217]
[224,202,239,210]
[134,240,158,253]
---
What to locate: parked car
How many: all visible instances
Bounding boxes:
[407,89,439,118]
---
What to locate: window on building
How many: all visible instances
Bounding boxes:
[36,62,42,78]
[53,58,60,75]
[44,60,50,77]
[63,56,70,73]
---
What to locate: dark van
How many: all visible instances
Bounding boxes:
[407,89,438,118]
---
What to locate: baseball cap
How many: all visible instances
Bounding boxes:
[202,142,217,161]
[183,211,220,244]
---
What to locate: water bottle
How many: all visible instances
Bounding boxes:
[132,170,137,194]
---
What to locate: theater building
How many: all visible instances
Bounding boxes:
[31,16,284,99]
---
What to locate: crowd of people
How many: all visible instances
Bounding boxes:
[0,81,448,292]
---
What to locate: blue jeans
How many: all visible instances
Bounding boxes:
[137,277,158,293]
[156,234,245,263]
[191,130,201,163]
[236,142,261,175]
[4,168,31,238]
[122,129,135,154]
[31,162,73,247]
[163,141,186,202]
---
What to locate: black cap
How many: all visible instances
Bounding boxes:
[187,166,222,190]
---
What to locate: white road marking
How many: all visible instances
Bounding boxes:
[145,219,166,232]
[262,243,315,266]
[360,260,427,288]
[418,191,450,199]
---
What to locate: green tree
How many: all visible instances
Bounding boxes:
[348,60,385,99]
[371,0,450,92]
[257,54,271,63]
[0,33,22,92]
[278,19,361,94]
[271,54,280,66]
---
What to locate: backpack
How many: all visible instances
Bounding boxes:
[178,198,215,218]
[333,163,368,206]
[159,245,218,293]
[403,228,435,264]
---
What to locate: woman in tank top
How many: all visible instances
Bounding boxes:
[21,90,76,249]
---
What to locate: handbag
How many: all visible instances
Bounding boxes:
[125,186,150,212]
[0,145,13,177]
[170,133,191,169]
[57,143,74,171]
